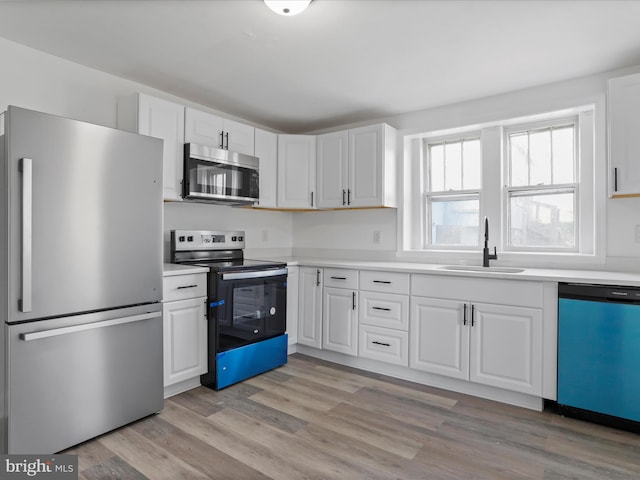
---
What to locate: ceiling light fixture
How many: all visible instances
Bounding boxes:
[264,0,312,16]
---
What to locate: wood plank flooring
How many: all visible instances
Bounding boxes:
[65,354,640,479]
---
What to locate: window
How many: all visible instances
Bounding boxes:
[424,137,481,247]
[505,121,577,250]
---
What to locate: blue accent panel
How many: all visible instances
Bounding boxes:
[210,300,225,308]
[558,298,640,422]
[216,334,288,389]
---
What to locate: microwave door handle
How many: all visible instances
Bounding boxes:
[20,157,33,312]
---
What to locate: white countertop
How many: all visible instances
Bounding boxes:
[163,263,209,276]
[266,257,640,287]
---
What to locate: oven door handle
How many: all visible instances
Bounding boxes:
[220,268,288,281]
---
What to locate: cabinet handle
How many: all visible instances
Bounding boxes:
[177,284,198,290]
[224,131,229,150]
[347,189,352,205]
[219,131,224,149]
[471,304,475,327]
[352,292,356,310]
[372,306,391,311]
[463,303,467,326]
[331,276,347,280]
[316,269,321,286]
[310,191,314,207]
[372,341,391,347]
[373,280,391,284]
[614,167,618,192]
[342,189,346,206]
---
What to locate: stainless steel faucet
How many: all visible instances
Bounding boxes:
[483,216,498,267]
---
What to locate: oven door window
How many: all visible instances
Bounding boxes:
[186,158,258,200]
[215,274,287,352]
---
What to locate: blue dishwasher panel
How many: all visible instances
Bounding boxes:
[558,298,640,422]
[216,334,288,389]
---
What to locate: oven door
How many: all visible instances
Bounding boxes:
[183,143,259,204]
[212,268,287,352]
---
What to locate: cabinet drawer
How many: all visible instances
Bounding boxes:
[163,273,207,302]
[358,325,408,367]
[411,274,543,308]
[324,268,358,289]
[360,270,409,295]
[359,291,409,331]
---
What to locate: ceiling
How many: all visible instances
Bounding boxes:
[1,0,640,133]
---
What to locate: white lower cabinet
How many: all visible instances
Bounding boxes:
[286,266,299,346]
[410,295,543,396]
[359,324,408,366]
[298,267,323,348]
[162,296,207,387]
[323,287,358,355]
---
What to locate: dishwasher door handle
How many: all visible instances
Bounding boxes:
[20,311,161,342]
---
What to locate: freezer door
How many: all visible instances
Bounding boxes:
[6,106,163,322]
[6,304,163,454]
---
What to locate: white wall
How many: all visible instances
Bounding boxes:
[0,37,293,261]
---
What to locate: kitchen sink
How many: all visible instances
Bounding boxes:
[437,265,525,274]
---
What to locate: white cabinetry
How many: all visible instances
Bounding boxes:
[255,128,278,208]
[298,267,323,348]
[117,93,185,201]
[285,265,299,346]
[162,270,208,397]
[358,270,409,366]
[277,135,316,209]
[410,275,543,396]
[609,72,640,197]
[323,269,359,355]
[316,124,397,209]
[184,107,255,156]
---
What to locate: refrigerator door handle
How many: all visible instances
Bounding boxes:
[19,311,161,342]
[20,157,33,312]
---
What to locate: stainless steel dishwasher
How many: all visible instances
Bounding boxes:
[557,282,640,431]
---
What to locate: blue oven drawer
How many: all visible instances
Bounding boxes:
[216,334,288,389]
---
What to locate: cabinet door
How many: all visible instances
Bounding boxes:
[469,303,542,396]
[298,267,323,348]
[138,94,185,201]
[184,107,224,147]
[224,118,255,156]
[255,128,278,208]
[609,73,640,197]
[410,296,469,380]
[348,124,384,207]
[316,130,348,208]
[162,297,207,387]
[323,287,358,356]
[286,266,299,346]
[277,135,316,208]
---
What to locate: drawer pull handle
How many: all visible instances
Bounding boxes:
[372,306,391,311]
[372,341,391,347]
[331,276,347,280]
[177,284,198,289]
[373,280,391,284]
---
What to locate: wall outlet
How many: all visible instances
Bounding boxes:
[262,229,268,242]
[373,230,381,244]
[635,225,640,243]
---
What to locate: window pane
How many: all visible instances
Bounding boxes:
[509,132,529,187]
[552,126,574,183]
[462,138,481,189]
[444,142,462,190]
[429,196,479,246]
[509,190,575,248]
[430,144,444,191]
[529,129,551,185]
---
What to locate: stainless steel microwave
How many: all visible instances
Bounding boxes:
[183,143,259,205]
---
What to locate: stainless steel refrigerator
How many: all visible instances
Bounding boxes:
[0,106,164,454]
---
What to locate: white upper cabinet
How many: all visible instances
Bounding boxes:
[277,134,316,209]
[254,128,278,208]
[118,93,185,202]
[316,130,349,208]
[316,123,397,209]
[184,107,255,156]
[609,72,640,197]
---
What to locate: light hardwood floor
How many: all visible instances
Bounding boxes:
[65,354,640,479]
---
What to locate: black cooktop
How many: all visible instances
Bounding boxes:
[193,258,287,273]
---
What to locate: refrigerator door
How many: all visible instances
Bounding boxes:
[7,303,163,453]
[5,107,163,323]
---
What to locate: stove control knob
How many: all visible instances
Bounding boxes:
[238,236,244,241]
[232,236,237,241]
